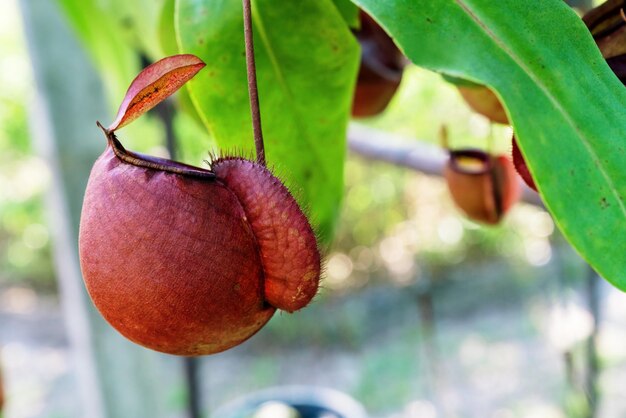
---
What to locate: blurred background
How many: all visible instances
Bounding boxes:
[3,0,626,417]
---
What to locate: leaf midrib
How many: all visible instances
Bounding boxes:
[454,0,626,219]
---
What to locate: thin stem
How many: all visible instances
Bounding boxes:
[584,266,600,417]
[242,0,265,166]
[184,357,202,418]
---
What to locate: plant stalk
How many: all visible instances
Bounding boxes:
[242,0,265,166]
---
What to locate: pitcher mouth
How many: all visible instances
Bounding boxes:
[97,121,216,180]
[448,149,493,175]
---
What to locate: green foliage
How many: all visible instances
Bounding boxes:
[58,0,165,60]
[56,0,140,102]
[176,0,360,240]
[354,0,626,290]
[106,0,166,59]
[158,0,177,56]
[332,0,360,28]
[57,0,203,156]
[54,0,626,292]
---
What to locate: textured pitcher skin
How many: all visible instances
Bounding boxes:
[493,156,521,217]
[212,158,321,313]
[79,147,275,355]
[79,53,321,356]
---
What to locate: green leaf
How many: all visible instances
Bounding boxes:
[157,0,206,129]
[58,0,166,68]
[441,74,481,88]
[159,0,178,56]
[57,0,140,102]
[105,0,167,59]
[57,0,175,106]
[176,0,360,241]
[332,0,360,29]
[355,0,626,289]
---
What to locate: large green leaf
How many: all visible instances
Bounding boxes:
[106,0,166,59]
[332,0,360,28]
[57,0,166,82]
[159,0,178,56]
[158,0,205,129]
[57,0,140,101]
[176,0,360,240]
[355,0,626,289]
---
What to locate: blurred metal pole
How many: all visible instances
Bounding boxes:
[584,266,600,418]
[416,287,440,400]
[184,357,202,418]
[414,274,456,418]
[0,363,4,418]
[20,2,186,417]
[347,124,543,208]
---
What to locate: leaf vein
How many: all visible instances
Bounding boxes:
[454,0,626,218]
